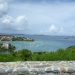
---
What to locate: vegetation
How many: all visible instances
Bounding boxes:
[12,37,34,41]
[0,45,75,61]
[9,44,16,50]
[0,35,35,42]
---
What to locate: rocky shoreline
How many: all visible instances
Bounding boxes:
[0,61,75,75]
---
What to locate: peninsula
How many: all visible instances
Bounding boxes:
[0,35,35,41]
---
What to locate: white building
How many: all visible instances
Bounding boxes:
[2,42,9,49]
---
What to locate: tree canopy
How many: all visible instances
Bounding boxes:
[0,45,75,61]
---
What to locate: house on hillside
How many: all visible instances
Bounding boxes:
[2,42,9,49]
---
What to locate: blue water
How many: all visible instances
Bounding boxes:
[1,35,75,52]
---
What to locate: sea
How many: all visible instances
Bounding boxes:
[1,34,75,52]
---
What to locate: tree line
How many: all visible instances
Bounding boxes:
[0,45,75,61]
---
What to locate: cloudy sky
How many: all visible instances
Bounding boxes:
[0,0,75,35]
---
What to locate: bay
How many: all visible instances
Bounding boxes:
[9,35,75,52]
[1,35,75,52]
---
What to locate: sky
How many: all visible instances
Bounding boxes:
[0,0,75,35]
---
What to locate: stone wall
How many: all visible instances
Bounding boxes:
[0,61,75,75]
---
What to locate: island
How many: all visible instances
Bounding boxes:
[0,35,35,41]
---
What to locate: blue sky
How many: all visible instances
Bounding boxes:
[0,0,75,35]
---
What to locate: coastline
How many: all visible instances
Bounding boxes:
[0,35,35,42]
[0,36,75,75]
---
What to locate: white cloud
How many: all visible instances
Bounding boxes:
[0,2,8,12]
[16,15,26,24]
[0,0,75,35]
[0,2,8,17]
[57,27,66,35]
[1,15,31,32]
[46,25,57,33]
[49,25,57,32]
[2,15,13,24]
[40,25,66,35]
[0,0,31,34]
[11,2,75,25]
[0,0,13,18]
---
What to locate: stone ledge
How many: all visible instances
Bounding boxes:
[0,61,75,75]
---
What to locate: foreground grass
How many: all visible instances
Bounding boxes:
[0,45,75,61]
